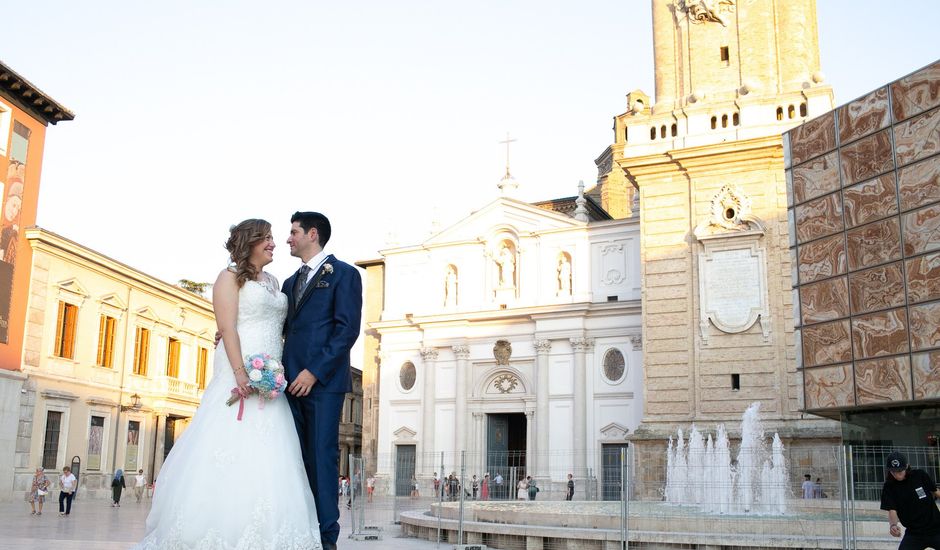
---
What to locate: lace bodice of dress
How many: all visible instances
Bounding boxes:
[236,273,288,361]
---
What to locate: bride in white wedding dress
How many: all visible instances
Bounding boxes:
[135,219,321,550]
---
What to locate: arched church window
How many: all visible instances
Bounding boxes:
[799,103,807,117]
[788,105,796,119]
[733,113,740,126]
[721,114,728,128]
[399,361,417,391]
[671,123,677,137]
[649,127,656,140]
[603,349,626,382]
[776,107,784,121]
[710,116,717,130]
[660,125,666,139]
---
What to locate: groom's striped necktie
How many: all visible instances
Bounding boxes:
[294,264,311,303]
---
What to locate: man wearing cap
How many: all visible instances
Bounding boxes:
[880,451,940,549]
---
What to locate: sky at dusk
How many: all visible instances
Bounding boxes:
[4,0,938,287]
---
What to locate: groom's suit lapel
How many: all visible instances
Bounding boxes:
[293,254,334,317]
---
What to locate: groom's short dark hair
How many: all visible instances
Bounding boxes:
[291,211,331,247]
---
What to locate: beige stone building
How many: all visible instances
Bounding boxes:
[13,228,215,498]
[593,0,840,458]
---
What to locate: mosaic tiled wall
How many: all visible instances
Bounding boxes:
[785,60,940,414]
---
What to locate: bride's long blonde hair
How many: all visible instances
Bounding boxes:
[225,219,271,288]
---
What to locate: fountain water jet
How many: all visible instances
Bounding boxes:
[664,402,788,515]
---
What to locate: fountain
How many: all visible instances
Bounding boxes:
[664,402,789,515]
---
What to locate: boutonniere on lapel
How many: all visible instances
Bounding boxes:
[316,263,333,288]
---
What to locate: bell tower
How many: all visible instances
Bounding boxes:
[596,0,840,463]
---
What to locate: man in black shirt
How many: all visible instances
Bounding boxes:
[880,451,940,549]
[566,473,575,501]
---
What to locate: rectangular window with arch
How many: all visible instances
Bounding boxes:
[196,347,209,389]
[133,327,150,376]
[166,337,181,378]
[42,410,63,469]
[54,301,78,359]
[96,315,117,367]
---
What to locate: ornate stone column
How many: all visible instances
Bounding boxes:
[453,344,471,454]
[472,412,485,478]
[570,337,593,477]
[534,339,552,478]
[420,347,439,473]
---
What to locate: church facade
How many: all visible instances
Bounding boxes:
[368,187,643,493]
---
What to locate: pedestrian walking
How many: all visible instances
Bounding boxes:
[566,473,575,501]
[411,475,419,499]
[111,469,126,507]
[134,469,146,503]
[516,476,527,500]
[58,466,77,517]
[881,451,940,549]
[471,475,479,500]
[26,467,50,516]
[367,474,376,503]
[494,472,503,500]
[527,476,539,501]
[481,473,489,501]
[433,472,441,496]
[802,474,815,499]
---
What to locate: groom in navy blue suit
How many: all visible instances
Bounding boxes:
[282,211,362,549]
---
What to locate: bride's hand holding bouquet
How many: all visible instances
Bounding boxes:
[226,353,288,420]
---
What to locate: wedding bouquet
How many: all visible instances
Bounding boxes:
[226,353,288,419]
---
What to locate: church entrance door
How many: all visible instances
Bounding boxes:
[602,443,629,501]
[486,413,526,500]
[394,444,416,497]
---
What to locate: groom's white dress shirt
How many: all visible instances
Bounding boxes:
[300,249,329,285]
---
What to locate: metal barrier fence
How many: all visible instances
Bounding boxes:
[342,445,939,549]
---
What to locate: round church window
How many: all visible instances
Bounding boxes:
[603,349,626,382]
[399,361,417,391]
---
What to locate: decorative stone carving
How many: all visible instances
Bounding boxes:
[680,0,735,27]
[493,340,513,365]
[694,185,764,238]
[444,265,458,307]
[569,337,594,352]
[452,344,471,360]
[601,244,625,285]
[534,339,552,354]
[496,243,516,288]
[629,334,643,351]
[557,254,572,296]
[694,186,770,343]
[492,373,520,394]
[393,426,417,441]
[419,347,439,361]
[697,240,771,342]
[599,422,630,440]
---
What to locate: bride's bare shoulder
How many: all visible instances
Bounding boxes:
[215,268,237,285]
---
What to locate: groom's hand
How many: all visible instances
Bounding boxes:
[288,369,318,397]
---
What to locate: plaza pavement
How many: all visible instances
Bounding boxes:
[0,494,444,550]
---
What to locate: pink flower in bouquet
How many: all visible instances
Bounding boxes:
[275,373,285,385]
[251,358,264,369]
[269,390,278,399]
